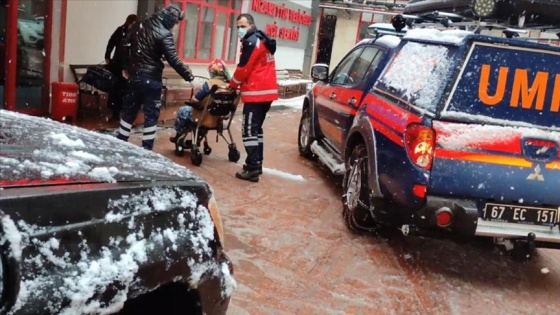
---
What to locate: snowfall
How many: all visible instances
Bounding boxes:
[1,26,560,313]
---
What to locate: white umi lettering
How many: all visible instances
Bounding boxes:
[61,98,75,103]
[479,64,560,112]
[62,92,77,97]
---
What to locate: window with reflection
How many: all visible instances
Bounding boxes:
[356,12,392,43]
[174,0,239,62]
[16,0,45,109]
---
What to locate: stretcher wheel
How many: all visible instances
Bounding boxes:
[175,145,185,157]
[191,145,203,166]
[228,146,240,163]
[203,145,212,155]
[175,134,186,157]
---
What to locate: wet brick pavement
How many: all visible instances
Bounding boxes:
[123,107,560,315]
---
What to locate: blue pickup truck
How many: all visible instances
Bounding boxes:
[299,27,560,259]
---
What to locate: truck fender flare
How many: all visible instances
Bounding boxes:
[304,92,322,139]
[344,114,383,199]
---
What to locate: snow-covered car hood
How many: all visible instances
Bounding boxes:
[0,110,199,187]
[0,113,236,315]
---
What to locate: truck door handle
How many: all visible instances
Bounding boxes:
[348,97,356,105]
[330,92,336,99]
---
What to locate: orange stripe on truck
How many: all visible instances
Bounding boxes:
[436,149,533,168]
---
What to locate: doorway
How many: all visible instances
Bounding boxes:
[1,0,50,115]
[315,14,337,65]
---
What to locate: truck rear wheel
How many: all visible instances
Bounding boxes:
[342,144,377,233]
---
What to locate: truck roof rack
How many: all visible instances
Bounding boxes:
[367,23,408,38]
[366,10,560,42]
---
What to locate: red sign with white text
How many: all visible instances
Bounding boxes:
[251,0,312,42]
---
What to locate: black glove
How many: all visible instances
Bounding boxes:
[185,72,194,82]
[209,84,219,94]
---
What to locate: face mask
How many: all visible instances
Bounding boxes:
[238,27,248,39]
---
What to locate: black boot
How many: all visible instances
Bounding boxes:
[243,164,263,175]
[235,169,260,182]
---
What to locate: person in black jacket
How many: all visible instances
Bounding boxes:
[105,14,137,122]
[116,4,194,151]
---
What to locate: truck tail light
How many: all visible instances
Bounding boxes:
[404,124,436,170]
[412,184,427,198]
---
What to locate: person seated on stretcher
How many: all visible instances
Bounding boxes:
[170,58,232,143]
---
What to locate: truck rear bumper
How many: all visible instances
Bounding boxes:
[417,196,560,248]
[475,219,560,248]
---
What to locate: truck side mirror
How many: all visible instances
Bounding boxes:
[311,64,329,82]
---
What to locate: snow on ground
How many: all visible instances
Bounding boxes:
[263,167,306,182]
[235,163,306,182]
[271,95,305,109]
[277,79,312,86]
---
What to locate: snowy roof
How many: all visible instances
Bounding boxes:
[403,28,473,45]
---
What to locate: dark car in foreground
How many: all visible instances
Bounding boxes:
[299,26,560,260]
[0,110,235,314]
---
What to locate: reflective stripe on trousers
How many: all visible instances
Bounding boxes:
[241,102,271,171]
[116,76,163,150]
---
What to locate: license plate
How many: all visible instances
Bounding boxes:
[482,203,559,226]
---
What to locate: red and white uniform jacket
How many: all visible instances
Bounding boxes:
[230,29,278,103]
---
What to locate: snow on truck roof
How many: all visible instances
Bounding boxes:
[403,28,473,44]
[356,34,401,48]
[366,23,473,46]
[375,35,402,47]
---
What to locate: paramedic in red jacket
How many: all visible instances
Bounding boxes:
[230,13,278,182]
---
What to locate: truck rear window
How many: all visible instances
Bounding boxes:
[374,41,458,113]
[442,42,560,130]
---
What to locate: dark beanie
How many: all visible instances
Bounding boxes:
[159,4,184,29]
[125,14,137,27]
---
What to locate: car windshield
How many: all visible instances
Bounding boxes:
[374,41,458,113]
[0,110,198,187]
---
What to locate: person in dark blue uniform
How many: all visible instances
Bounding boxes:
[117,4,194,151]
